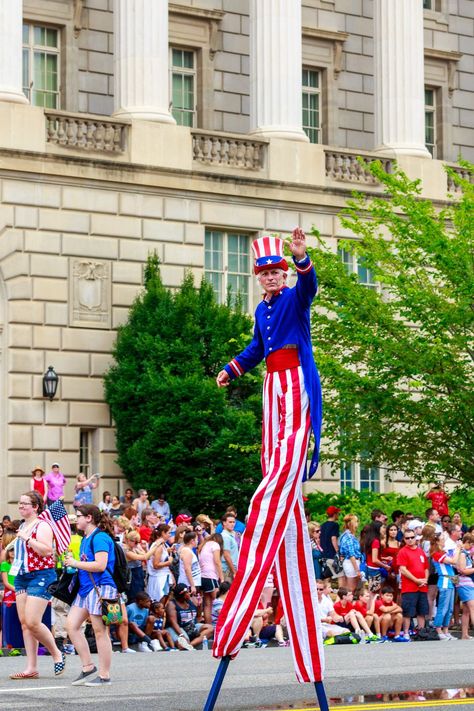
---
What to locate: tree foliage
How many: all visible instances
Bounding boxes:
[104,255,262,516]
[310,161,474,487]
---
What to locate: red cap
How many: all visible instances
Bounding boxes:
[326,505,341,516]
[175,514,192,526]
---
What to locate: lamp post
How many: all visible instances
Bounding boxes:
[43,366,59,401]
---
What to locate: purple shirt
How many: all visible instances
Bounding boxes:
[44,471,66,501]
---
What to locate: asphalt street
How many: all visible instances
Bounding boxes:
[0,640,473,711]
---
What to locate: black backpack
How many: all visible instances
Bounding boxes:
[91,530,131,594]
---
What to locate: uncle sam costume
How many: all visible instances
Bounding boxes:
[213,235,324,684]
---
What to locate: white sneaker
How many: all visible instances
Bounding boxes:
[178,634,195,651]
[122,647,136,654]
[438,633,451,641]
[149,639,162,652]
[137,641,153,653]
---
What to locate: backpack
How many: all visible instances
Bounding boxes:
[412,626,439,642]
[91,530,131,594]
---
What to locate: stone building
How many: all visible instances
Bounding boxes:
[0,0,472,512]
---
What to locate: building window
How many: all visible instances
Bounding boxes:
[423,0,442,10]
[22,22,60,108]
[340,462,380,493]
[340,462,354,492]
[338,247,376,289]
[359,465,380,493]
[79,429,91,477]
[170,47,196,127]
[302,68,321,144]
[425,87,437,158]
[204,230,252,310]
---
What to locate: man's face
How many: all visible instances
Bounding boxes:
[138,597,151,609]
[141,491,148,500]
[258,268,287,297]
[223,516,236,531]
[430,509,440,522]
[450,526,462,541]
[404,532,417,548]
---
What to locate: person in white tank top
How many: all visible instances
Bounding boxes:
[178,531,202,594]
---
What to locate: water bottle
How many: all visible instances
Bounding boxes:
[66,566,76,574]
[202,636,209,651]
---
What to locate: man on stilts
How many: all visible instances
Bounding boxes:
[208,228,327,710]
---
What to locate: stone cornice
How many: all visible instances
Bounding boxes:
[302,27,349,43]
[168,4,225,23]
[424,48,463,96]
[302,27,349,78]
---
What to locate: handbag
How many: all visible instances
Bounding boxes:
[88,572,123,626]
[47,569,79,606]
[332,553,343,575]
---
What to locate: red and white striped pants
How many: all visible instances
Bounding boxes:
[213,365,324,683]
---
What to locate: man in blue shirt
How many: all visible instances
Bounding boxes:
[213,229,324,685]
[219,513,239,583]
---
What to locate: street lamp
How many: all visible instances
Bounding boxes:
[43,366,59,401]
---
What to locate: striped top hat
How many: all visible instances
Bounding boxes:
[252,235,288,274]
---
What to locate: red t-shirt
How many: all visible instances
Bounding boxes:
[426,490,449,516]
[353,600,367,616]
[139,525,152,543]
[397,545,429,593]
[333,600,354,616]
[374,598,388,617]
[366,538,380,568]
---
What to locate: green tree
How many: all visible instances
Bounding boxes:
[104,255,262,516]
[309,161,473,487]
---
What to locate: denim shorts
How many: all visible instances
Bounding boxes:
[15,569,57,600]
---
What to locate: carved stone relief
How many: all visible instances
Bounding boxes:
[69,259,111,328]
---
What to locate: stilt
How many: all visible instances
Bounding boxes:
[314,681,329,711]
[202,656,231,711]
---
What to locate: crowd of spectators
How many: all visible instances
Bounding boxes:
[1,470,473,660]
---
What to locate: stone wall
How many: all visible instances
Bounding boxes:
[68,0,474,158]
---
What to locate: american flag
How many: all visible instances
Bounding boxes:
[39,499,71,554]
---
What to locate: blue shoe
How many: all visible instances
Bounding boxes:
[393,634,410,643]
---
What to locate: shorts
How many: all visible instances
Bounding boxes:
[366,568,382,593]
[401,591,429,618]
[15,569,57,600]
[201,577,219,594]
[342,559,360,579]
[72,585,118,616]
[259,624,277,641]
[167,623,203,644]
[457,585,474,603]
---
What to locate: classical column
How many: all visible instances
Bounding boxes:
[374,0,430,158]
[0,0,28,104]
[113,0,175,123]
[249,0,308,141]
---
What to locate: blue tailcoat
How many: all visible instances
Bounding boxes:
[224,255,322,480]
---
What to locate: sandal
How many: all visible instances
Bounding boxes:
[54,651,66,676]
[10,671,39,680]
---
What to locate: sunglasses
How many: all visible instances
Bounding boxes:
[404,536,415,540]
